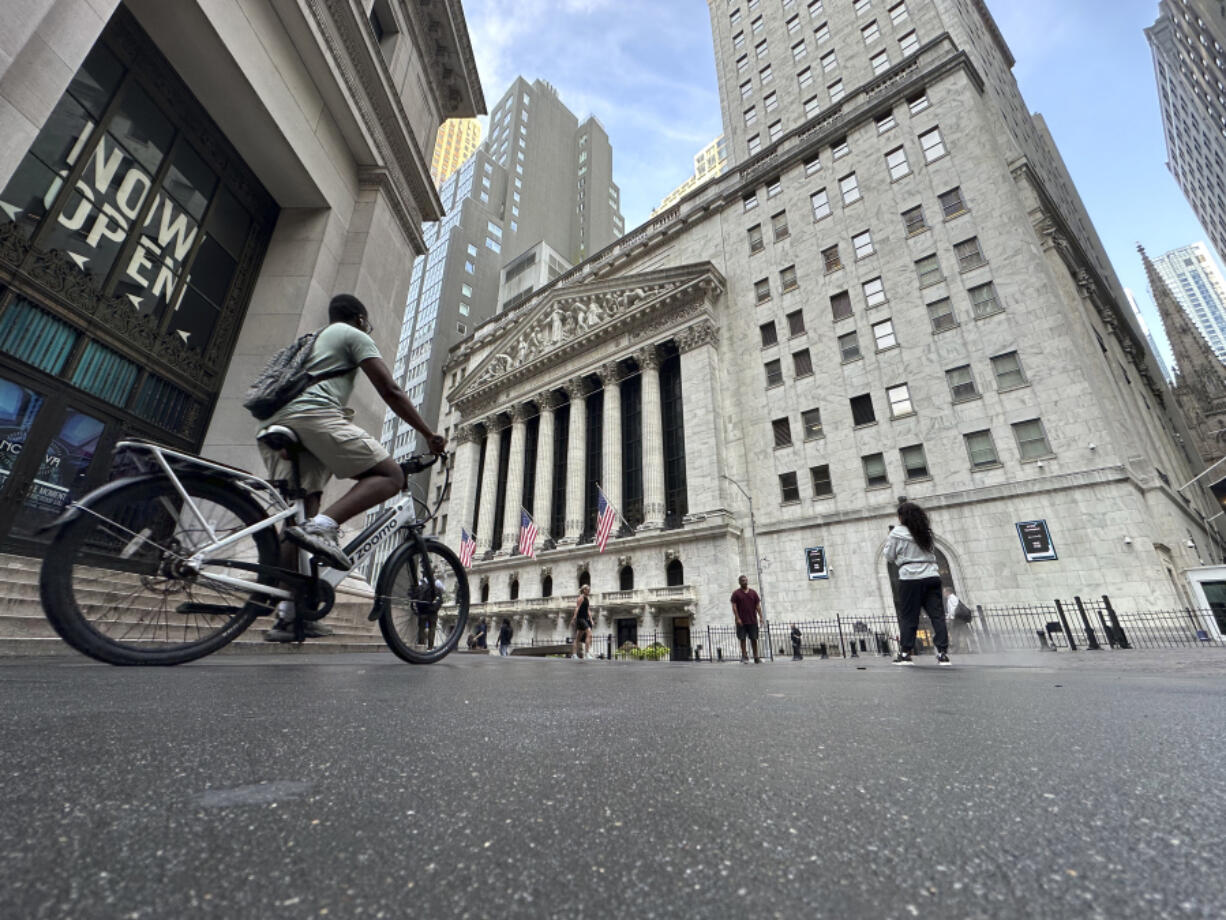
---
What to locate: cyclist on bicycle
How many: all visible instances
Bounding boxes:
[258,293,445,639]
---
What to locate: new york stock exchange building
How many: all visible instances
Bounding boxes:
[0,1,481,566]
[428,30,1226,656]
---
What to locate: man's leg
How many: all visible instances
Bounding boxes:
[322,457,405,526]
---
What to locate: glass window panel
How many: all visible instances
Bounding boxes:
[186,234,236,307]
[164,142,217,220]
[773,417,793,447]
[0,298,79,374]
[780,471,800,503]
[887,383,913,416]
[802,407,823,439]
[839,330,861,361]
[203,187,251,258]
[109,84,174,175]
[863,453,888,487]
[0,378,46,495]
[132,373,191,430]
[850,393,875,425]
[166,286,220,352]
[965,430,998,468]
[810,464,833,496]
[901,444,928,480]
[31,94,95,176]
[67,44,125,119]
[0,154,62,237]
[70,340,138,405]
[14,407,105,534]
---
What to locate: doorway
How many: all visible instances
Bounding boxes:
[615,617,637,650]
[671,616,692,662]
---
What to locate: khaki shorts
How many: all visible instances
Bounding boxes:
[258,408,390,495]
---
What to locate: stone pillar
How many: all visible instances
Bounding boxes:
[475,416,506,555]
[562,378,589,544]
[599,362,624,527]
[638,346,666,530]
[677,321,722,519]
[501,403,530,553]
[449,423,482,541]
[532,392,559,543]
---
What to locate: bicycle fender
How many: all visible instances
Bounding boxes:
[35,472,167,534]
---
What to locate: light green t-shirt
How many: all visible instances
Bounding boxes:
[283,322,382,413]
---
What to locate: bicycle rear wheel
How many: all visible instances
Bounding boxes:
[376,538,469,664]
[40,474,279,665]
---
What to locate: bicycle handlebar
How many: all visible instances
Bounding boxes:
[399,452,443,477]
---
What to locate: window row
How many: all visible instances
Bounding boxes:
[775,419,1054,503]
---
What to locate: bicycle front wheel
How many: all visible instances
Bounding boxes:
[376,538,469,664]
[40,474,280,665]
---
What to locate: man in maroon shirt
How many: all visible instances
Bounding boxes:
[730,574,764,663]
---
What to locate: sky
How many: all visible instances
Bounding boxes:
[459,0,1213,371]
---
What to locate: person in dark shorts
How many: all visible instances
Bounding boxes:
[570,585,593,660]
[497,618,513,656]
[730,574,763,663]
[884,501,950,666]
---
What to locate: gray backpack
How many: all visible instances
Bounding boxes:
[243,329,351,420]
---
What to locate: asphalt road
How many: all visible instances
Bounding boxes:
[2,648,1224,920]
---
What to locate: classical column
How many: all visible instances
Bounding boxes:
[532,391,560,544]
[598,362,625,527]
[475,415,506,555]
[500,403,530,553]
[562,377,589,544]
[676,321,722,519]
[638,345,666,530]
[449,423,482,541]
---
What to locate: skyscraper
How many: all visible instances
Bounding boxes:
[430,118,483,187]
[422,0,1221,646]
[1150,242,1226,363]
[652,136,729,215]
[1147,1,1226,264]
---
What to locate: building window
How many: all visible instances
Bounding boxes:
[787,13,801,34]
[887,382,913,416]
[839,172,861,203]
[752,14,765,34]
[946,364,978,401]
[760,320,778,347]
[810,463,833,497]
[862,19,881,43]
[804,95,821,117]
[781,265,800,292]
[822,244,842,272]
[919,126,946,161]
[767,177,783,197]
[991,351,1027,389]
[853,229,876,259]
[773,417,794,448]
[802,407,823,439]
[871,49,891,74]
[907,90,930,114]
[965,429,999,468]
[799,66,815,89]
[970,281,1002,317]
[851,393,876,426]
[755,278,772,303]
[760,63,774,84]
[811,188,831,219]
[926,297,956,331]
[872,318,897,350]
[831,290,853,321]
[876,111,897,133]
[793,40,808,61]
[939,186,968,218]
[741,79,753,100]
[863,453,889,488]
[765,359,784,387]
[745,105,759,127]
[730,8,742,26]
[899,29,920,56]
[737,53,750,76]
[885,145,911,180]
[902,204,927,235]
[768,119,784,142]
[756,40,769,59]
[764,90,779,112]
[772,210,790,240]
[832,137,850,158]
[889,1,909,25]
[863,276,887,307]
[780,471,801,504]
[954,236,987,271]
[748,134,762,155]
[456,322,467,335]
[828,79,845,103]
[821,49,838,72]
[748,223,765,253]
[745,192,759,211]
[793,348,814,377]
[839,330,861,362]
[901,444,929,480]
[814,21,830,43]
[787,308,806,337]
[1012,418,1052,460]
[916,253,943,287]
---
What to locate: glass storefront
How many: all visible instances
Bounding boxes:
[0,8,276,552]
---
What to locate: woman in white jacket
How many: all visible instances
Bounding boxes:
[883,501,951,666]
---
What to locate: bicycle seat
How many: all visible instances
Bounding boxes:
[257,424,302,453]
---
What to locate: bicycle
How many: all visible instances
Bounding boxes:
[38,423,469,666]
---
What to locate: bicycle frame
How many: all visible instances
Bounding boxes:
[97,440,437,603]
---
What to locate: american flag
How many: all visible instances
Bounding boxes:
[595,488,618,553]
[518,508,538,558]
[458,526,476,568]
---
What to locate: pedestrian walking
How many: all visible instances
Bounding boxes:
[570,585,593,660]
[944,586,974,654]
[884,501,951,666]
[730,575,763,663]
[790,624,803,661]
[497,618,513,657]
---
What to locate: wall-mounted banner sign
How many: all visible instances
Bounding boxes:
[805,546,828,580]
[1016,520,1057,562]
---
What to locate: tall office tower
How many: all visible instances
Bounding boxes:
[371,78,623,566]
[653,137,730,214]
[1148,1,1226,264]
[1142,245,1226,464]
[422,0,1223,650]
[430,118,483,187]
[1150,243,1226,363]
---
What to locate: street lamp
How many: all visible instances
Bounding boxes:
[723,474,767,629]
